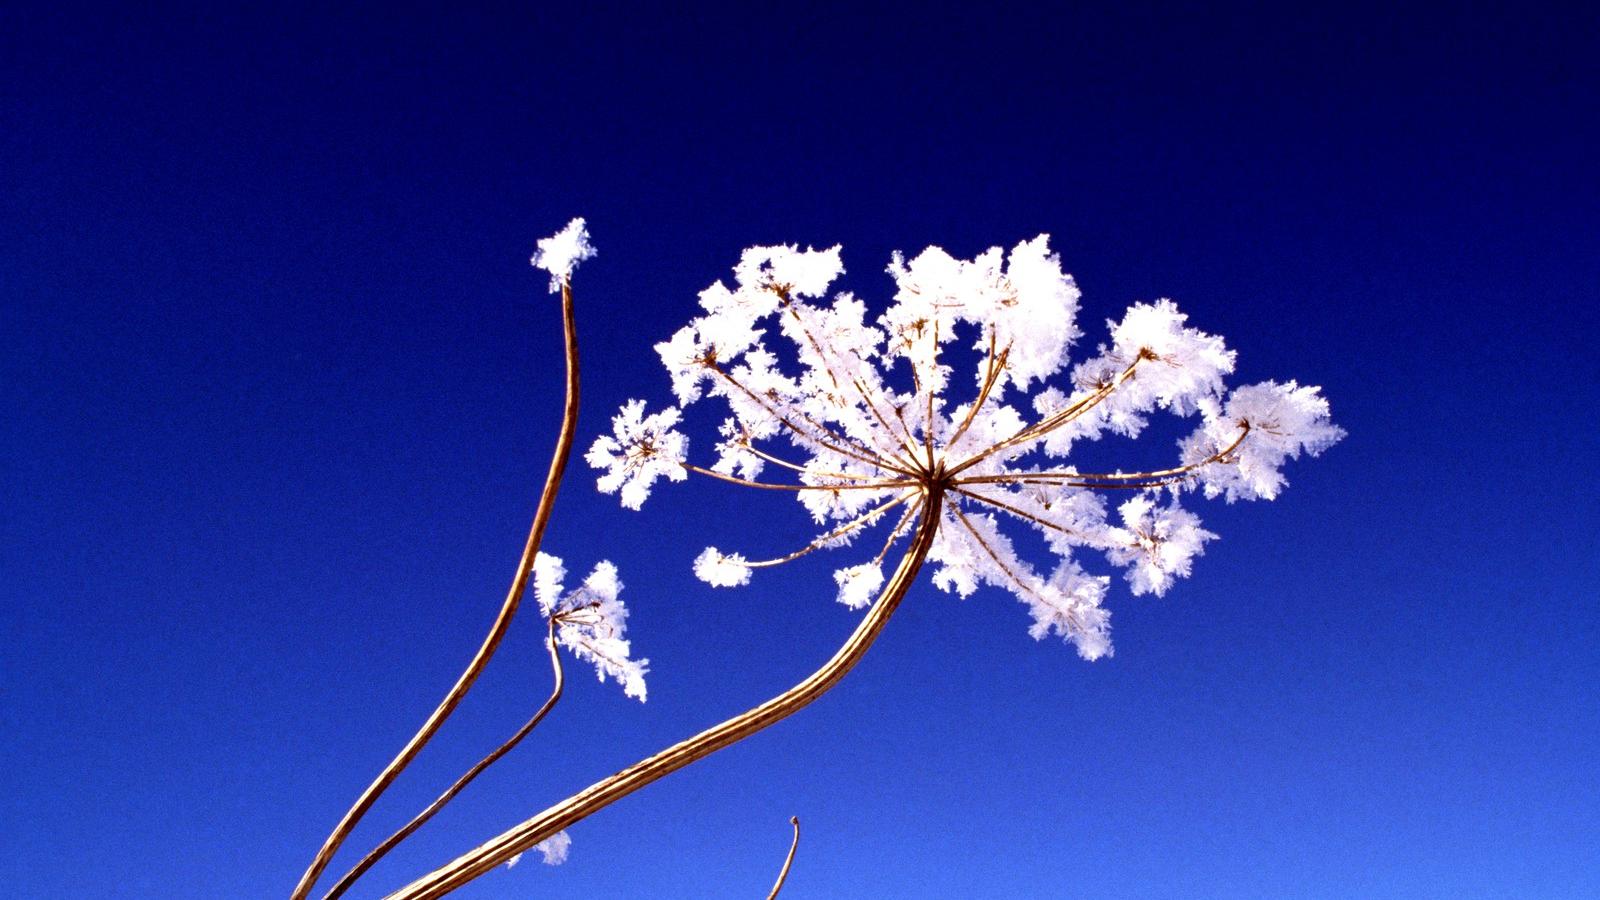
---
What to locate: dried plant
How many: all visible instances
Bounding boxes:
[292,221,639,900]
[298,223,1341,898]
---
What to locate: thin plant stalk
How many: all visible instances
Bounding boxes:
[766,816,801,900]
[382,484,949,899]
[290,281,583,900]
[322,619,567,900]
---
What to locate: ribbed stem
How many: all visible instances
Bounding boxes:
[383,486,947,898]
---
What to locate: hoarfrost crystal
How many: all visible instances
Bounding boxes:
[505,830,572,869]
[532,553,649,701]
[530,218,597,292]
[588,236,1342,659]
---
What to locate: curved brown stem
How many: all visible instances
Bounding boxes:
[290,280,584,900]
[766,816,801,899]
[382,485,947,898]
[323,620,567,900]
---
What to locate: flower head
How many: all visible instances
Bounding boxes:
[585,400,689,510]
[589,237,1342,659]
[532,553,648,701]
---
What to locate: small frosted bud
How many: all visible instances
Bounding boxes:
[530,218,597,292]
[694,547,752,587]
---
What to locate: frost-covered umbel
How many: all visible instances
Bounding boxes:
[588,238,1341,660]
[533,553,649,701]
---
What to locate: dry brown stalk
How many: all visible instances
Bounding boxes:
[321,619,567,900]
[290,281,583,900]
[381,483,948,898]
[766,816,801,899]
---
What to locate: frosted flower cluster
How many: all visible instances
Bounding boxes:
[585,401,688,510]
[588,237,1341,659]
[530,217,597,292]
[532,553,649,701]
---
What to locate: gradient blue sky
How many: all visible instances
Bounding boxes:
[5,4,1598,898]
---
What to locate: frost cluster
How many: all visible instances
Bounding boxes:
[532,553,649,701]
[530,217,597,292]
[506,829,572,868]
[588,238,1342,659]
[585,401,689,510]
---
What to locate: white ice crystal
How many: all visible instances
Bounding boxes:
[589,236,1341,659]
[530,217,597,292]
[693,547,752,588]
[505,830,572,869]
[534,830,572,865]
[532,553,648,701]
[1104,495,1217,597]
[833,562,885,609]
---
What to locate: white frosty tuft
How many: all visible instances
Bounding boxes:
[1183,381,1345,502]
[586,400,689,510]
[506,830,573,867]
[535,830,572,865]
[694,547,751,587]
[530,218,597,292]
[536,555,649,701]
[833,562,885,609]
[1105,495,1217,596]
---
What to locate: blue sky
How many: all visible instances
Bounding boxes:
[4,4,1597,898]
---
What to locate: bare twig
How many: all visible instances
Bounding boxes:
[766,816,801,900]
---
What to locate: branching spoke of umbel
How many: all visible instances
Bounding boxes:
[382,487,948,898]
[291,221,595,900]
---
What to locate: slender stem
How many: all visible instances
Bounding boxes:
[947,353,1146,478]
[851,375,928,473]
[323,620,567,900]
[999,477,1194,491]
[955,426,1250,487]
[682,463,916,493]
[710,364,917,477]
[383,486,948,898]
[923,318,939,471]
[741,491,916,568]
[1011,354,1146,441]
[872,500,922,566]
[290,281,583,900]
[766,817,802,900]
[955,426,1251,491]
[945,337,1008,455]
[738,432,891,482]
[949,504,1045,606]
[776,291,921,471]
[951,486,1082,540]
